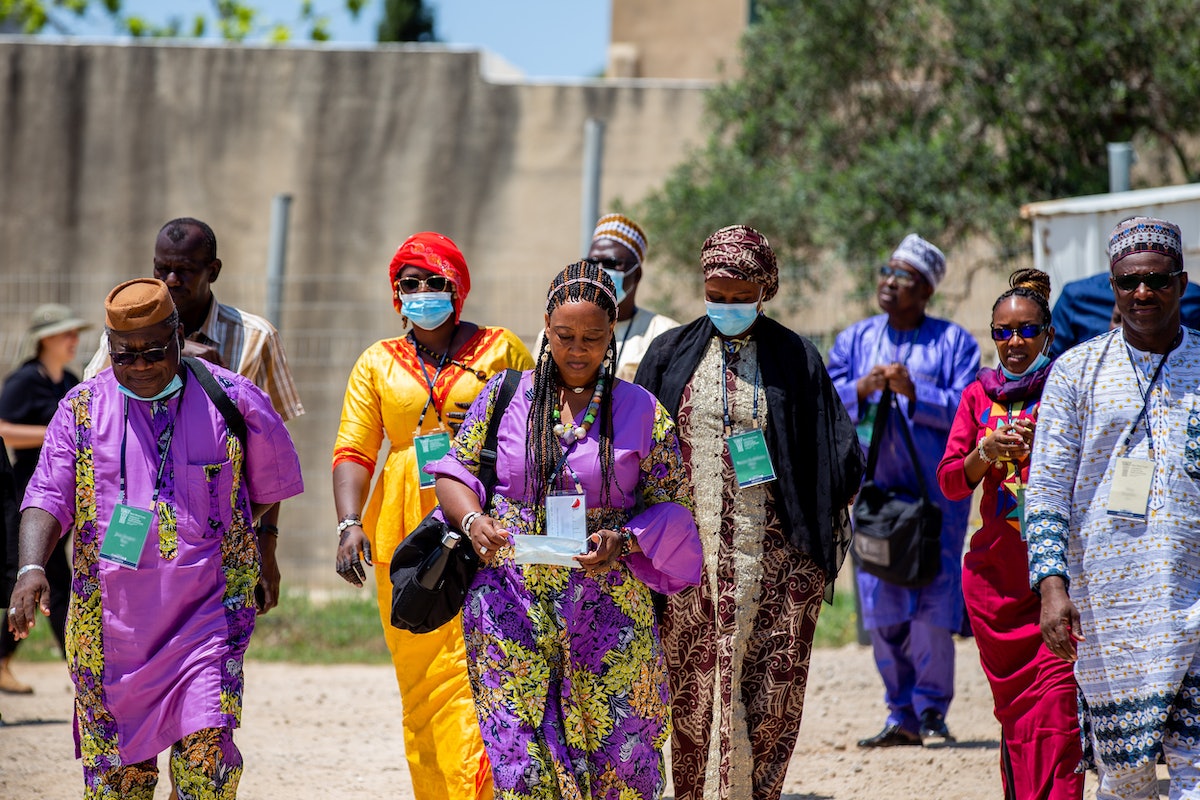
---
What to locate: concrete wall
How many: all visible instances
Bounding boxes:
[0,39,711,590]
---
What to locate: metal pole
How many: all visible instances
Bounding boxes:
[1107,142,1135,193]
[265,194,293,329]
[580,118,606,257]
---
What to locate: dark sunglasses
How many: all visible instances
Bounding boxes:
[990,323,1046,341]
[395,276,452,294]
[878,264,918,287]
[585,257,638,272]
[109,339,176,366]
[1112,270,1183,293]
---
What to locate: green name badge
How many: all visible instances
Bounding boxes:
[99,503,154,569]
[414,431,452,489]
[728,429,777,488]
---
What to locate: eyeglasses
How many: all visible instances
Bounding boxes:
[990,323,1046,341]
[395,276,452,294]
[1111,270,1184,293]
[585,257,639,272]
[878,265,918,287]
[109,339,175,366]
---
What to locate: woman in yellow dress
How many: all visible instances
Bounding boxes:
[332,232,533,800]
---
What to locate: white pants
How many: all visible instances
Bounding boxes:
[1096,735,1200,799]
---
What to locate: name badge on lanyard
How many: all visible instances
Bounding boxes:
[1107,345,1170,521]
[728,429,776,488]
[1107,457,1155,521]
[516,446,589,567]
[721,345,776,488]
[100,504,154,569]
[414,431,452,489]
[101,396,174,569]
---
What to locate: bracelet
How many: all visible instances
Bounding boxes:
[337,515,362,536]
[619,528,635,558]
[977,437,998,466]
[16,564,46,581]
[460,511,484,535]
[257,524,279,537]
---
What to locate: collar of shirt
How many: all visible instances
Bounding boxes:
[196,294,224,350]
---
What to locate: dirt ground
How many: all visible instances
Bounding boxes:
[0,638,1129,799]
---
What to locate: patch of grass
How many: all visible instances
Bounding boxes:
[813,587,861,649]
[11,591,393,665]
[10,615,63,662]
[248,592,391,664]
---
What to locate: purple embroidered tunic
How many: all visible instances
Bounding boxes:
[427,372,701,800]
[22,365,303,765]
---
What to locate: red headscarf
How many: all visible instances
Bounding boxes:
[388,232,471,322]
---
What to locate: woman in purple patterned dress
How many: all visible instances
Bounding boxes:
[430,261,702,800]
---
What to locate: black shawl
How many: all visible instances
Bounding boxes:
[635,316,864,592]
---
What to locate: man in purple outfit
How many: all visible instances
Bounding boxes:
[828,234,979,748]
[6,278,303,798]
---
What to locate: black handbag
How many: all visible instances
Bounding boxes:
[851,388,943,589]
[389,369,520,634]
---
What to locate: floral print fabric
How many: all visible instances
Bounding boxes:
[436,372,698,800]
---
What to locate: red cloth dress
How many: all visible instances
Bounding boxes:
[937,380,1083,800]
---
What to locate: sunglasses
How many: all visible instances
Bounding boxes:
[1111,270,1183,293]
[585,257,639,272]
[109,339,176,366]
[395,276,452,294]
[878,265,919,287]
[990,323,1046,341]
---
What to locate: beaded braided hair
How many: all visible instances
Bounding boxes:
[526,261,620,508]
[992,267,1052,324]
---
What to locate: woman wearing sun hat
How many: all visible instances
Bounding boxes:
[0,303,91,694]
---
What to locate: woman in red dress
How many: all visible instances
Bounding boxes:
[937,268,1083,800]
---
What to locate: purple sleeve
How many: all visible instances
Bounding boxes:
[20,396,77,535]
[622,400,701,594]
[238,377,304,504]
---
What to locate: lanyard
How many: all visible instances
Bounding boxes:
[1122,343,1171,454]
[550,442,584,494]
[870,321,920,367]
[119,396,178,506]
[410,332,451,430]
[721,345,760,436]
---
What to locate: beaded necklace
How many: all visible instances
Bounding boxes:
[407,331,488,382]
[552,376,606,444]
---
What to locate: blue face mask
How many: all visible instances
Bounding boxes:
[118,373,184,402]
[602,264,640,305]
[1000,350,1051,381]
[402,291,455,331]
[705,299,761,337]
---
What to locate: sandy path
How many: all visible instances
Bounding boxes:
[0,639,1121,799]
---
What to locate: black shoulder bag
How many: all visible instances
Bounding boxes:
[850,388,943,588]
[390,368,521,634]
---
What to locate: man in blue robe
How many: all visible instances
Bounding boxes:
[828,234,979,748]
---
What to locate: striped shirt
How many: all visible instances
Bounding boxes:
[84,295,304,422]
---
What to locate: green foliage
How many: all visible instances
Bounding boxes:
[0,0,383,42]
[377,0,435,43]
[638,0,1200,299]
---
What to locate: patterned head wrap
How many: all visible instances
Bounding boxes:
[591,214,647,265]
[891,234,946,288]
[388,231,472,321]
[1108,216,1184,268]
[105,278,175,331]
[699,224,779,302]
